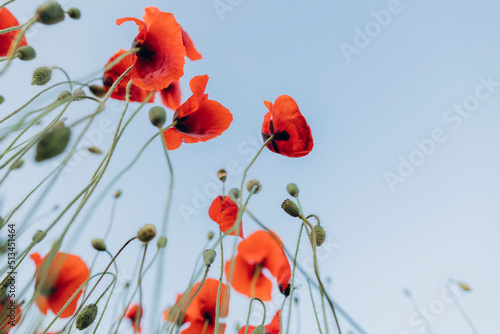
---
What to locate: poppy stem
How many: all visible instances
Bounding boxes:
[0,0,15,11]
[214,230,224,334]
[177,265,210,326]
[103,48,140,72]
[244,297,267,334]
[135,243,148,334]
[51,66,73,91]
[308,280,324,334]
[446,280,478,334]
[201,319,209,334]
[285,224,305,334]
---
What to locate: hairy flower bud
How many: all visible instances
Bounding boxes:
[203,249,216,267]
[149,106,166,128]
[10,159,24,170]
[246,179,262,194]
[58,90,72,100]
[36,1,65,25]
[35,125,71,162]
[72,88,86,101]
[252,325,265,334]
[16,46,36,61]
[207,231,214,240]
[114,190,122,198]
[286,183,299,197]
[32,230,47,244]
[157,236,167,249]
[67,8,81,19]
[137,224,156,243]
[459,282,471,292]
[31,66,52,86]
[0,96,4,104]
[76,304,98,330]
[229,188,240,200]
[88,146,103,154]
[91,238,106,251]
[281,199,300,217]
[217,169,227,182]
[89,85,107,98]
[312,225,326,247]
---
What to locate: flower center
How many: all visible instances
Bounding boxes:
[134,41,155,61]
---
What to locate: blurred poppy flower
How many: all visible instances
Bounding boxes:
[181,28,202,61]
[0,8,27,57]
[238,310,281,334]
[261,95,313,158]
[160,80,181,110]
[30,252,89,318]
[126,304,143,333]
[163,75,232,150]
[117,7,186,91]
[209,196,244,238]
[225,230,291,301]
[0,299,21,333]
[181,278,229,334]
[103,49,155,103]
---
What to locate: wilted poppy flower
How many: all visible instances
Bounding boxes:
[181,278,229,334]
[181,28,202,61]
[103,49,155,103]
[261,95,313,158]
[160,80,181,110]
[163,75,232,150]
[0,8,27,57]
[117,7,186,91]
[209,196,243,238]
[225,230,291,301]
[0,299,21,333]
[238,310,281,334]
[126,304,143,333]
[30,252,89,318]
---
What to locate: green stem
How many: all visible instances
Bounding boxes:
[285,224,304,334]
[308,280,324,334]
[135,244,148,334]
[244,298,266,334]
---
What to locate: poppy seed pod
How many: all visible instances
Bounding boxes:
[252,325,266,334]
[246,179,262,194]
[217,169,227,182]
[312,225,326,247]
[137,224,156,243]
[31,66,52,86]
[157,236,167,249]
[286,183,299,197]
[16,45,36,61]
[149,106,166,128]
[281,199,300,217]
[229,188,240,200]
[207,231,214,240]
[35,125,71,162]
[114,190,122,198]
[67,8,80,19]
[89,85,107,98]
[459,282,471,292]
[72,88,86,101]
[35,1,65,25]
[203,249,216,267]
[10,159,24,170]
[75,304,98,330]
[91,238,106,251]
[87,146,103,154]
[32,230,46,244]
[57,90,72,100]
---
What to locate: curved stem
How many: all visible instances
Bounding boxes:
[308,280,324,334]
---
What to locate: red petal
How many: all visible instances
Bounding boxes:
[208,196,223,222]
[181,28,202,61]
[160,80,181,110]
[0,8,27,57]
[225,256,273,301]
[163,128,183,150]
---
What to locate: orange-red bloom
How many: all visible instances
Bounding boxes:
[209,196,244,238]
[261,95,313,158]
[0,299,21,333]
[117,7,186,91]
[0,8,27,57]
[181,28,202,61]
[225,231,291,301]
[30,252,89,318]
[163,75,232,150]
[160,80,182,110]
[126,304,143,333]
[181,278,229,334]
[238,310,281,334]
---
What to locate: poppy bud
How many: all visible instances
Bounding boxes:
[35,1,65,25]
[76,303,98,330]
[35,124,71,162]
[459,282,471,292]
[31,66,52,86]
[286,183,299,197]
[157,236,167,249]
[207,231,214,240]
[89,85,107,98]
[149,106,166,128]
[58,90,72,100]
[252,325,266,334]
[0,96,4,104]
[203,249,216,266]
[281,199,300,217]
[32,230,46,244]
[114,190,122,198]
[229,188,240,200]
[217,169,227,182]
[9,159,24,170]
[137,224,156,243]
[73,88,86,101]
[246,179,262,194]
[91,238,106,251]
[312,225,326,247]
[88,146,103,154]
[16,46,36,61]
[67,8,81,19]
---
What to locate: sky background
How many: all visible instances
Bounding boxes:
[1,0,499,333]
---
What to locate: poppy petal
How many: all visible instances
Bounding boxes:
[225,255,273,301]
[181,28,202,61]
[217,198,243,238]
[0,8,27,57]
[163,128,184,150]
[208,196,223,222]
[160,80,181,110]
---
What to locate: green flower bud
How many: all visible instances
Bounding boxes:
[87,146,103,154]
[67,8,81,19]
[0,96,4,104]
[114,190,122,198]
[246,179,262,194]
[89,85,107,98]
[229,188,240,200]
[35,124,71,162]
[16,46,36,61]
[58,90,72,100]
[157,236,167,249]
[137,224,156,243]
[72,88,86,101]
[217,169,227,182]
[286,183,299,197]
[91,238,106,251]
[207,231,214,240]
[312,225,326,247]
[203,249,216,267]
[36,1,65,25]
[76,303,98,330]
[9,159,24,170]
[149,106,166,128]
[32,230,47,244]
[31,66,52,86]
[252,325,265,334]
[281,199,300,217]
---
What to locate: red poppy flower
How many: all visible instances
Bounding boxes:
[261,95,314,158]
[0,299,21,333]
[181,28,202,61]
[103,49,155,103]
[117,7,186,91]
[0,8,27,57]
[209,196,243,238]
[125,304,143,333]
[225,230,291,301]
[163,75,232,150]
[160,80,181,110]
[181,278,229,334]
[30,252,89,318]
[238,310,281,334]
